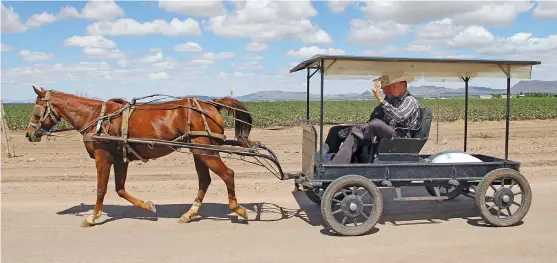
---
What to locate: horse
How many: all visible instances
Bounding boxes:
[25,86,253,227]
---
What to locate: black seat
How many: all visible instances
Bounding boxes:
[357,107,433,163]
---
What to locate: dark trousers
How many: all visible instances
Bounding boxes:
[331,119,396,164]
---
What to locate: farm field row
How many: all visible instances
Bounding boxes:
[4,97,557,130]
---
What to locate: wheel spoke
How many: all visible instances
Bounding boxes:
[332,208,342,215]
[490,184,497,192]
[508,181,516,190]
[363,203,373,207]
[359,190,369,199]
[506,207,513,216]
[341,216,347,225]
[513,201,521,207]
[485,196,495,202]
[353,217,358,227]
[332,198,342,204]
[487,203,497,211]
[501,179,505,188]
[497,207,502,218]
[360,211,369,219]
[514,191,522,196]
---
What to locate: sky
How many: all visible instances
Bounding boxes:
[1,0,557,101]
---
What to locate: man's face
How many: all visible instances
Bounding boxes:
[381,81,406,97]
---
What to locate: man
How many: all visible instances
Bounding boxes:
[329,74,421,164]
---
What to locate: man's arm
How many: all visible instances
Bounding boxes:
[380,96,419,123]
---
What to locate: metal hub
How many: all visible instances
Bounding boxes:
[494,187,515,209]
[340,194,363,217]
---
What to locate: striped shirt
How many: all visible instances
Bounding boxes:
[380,91,421,136]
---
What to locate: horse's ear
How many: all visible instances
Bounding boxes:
[32,86,45,97]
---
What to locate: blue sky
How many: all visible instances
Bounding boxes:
[1,0,556,101]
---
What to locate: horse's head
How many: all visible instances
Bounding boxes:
[25,86,62,142]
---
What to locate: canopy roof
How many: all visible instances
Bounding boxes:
[289,55,541,81]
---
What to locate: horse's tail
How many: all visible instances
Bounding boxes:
[212,97,252,147]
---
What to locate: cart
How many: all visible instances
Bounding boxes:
[286,55,539,236]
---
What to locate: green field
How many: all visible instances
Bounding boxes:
[4,97,557,131]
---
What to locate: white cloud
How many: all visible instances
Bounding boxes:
[1,44,11,52]
[415,18,464,41]
[231,61,263,71]
[326,0,356,13]
[348,20,412,46]
[533,1,557,19]
[118,59,129,68]
[452,2,534,27]
[448,25,495,48]
[245,42,267,52]
[195,52,236,60]
[82,47,125,60]
[64,36,117,49]
[80,0,124,21]
[56,5,81,20]
[174,42,202,52]
[158,0,227,16]
[149,72,170,81]
[26,12,57,28]
[87,18,202,37]
[243,55,263,61]
[476,33,557,55]
[286,46,345,59]
[358,1,532,26]
[140,51,164,63]
[18,50,55,61]
[1,3,26,33]
[207,1,332,45]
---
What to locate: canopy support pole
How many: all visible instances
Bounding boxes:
[462,77,470,152]
[505,77,511,160]
[306,68,310,122]
[319,59,324,165]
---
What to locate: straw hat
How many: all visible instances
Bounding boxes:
[379,74,415,86]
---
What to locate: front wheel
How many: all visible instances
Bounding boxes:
[321,175,383,236]
[475,168,532,227]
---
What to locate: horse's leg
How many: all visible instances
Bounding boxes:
[195,151,248,220]
[179,154,212,223]
[113,161,157,213]
[81,150,113,227]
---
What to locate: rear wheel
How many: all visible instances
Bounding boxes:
[321,175,383,236]
[475,168,532,227]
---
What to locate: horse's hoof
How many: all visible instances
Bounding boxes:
[81,219,95,228]
[234,206,249,220]
[145,201,157,213]
[179,215,193,224]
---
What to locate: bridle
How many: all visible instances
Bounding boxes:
[28,91,61,136]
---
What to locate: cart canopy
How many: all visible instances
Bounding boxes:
[289,55,541,81]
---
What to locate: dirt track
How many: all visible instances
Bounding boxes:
[2,120,557,263]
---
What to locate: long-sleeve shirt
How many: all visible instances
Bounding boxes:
[369,91,421,137]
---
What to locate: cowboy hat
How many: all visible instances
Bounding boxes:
[378,74,415,86]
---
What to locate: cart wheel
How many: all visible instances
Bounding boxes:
[475,168,532,227]
[321,175,383,236]
[425,184,464,200]
[304,186,348,205]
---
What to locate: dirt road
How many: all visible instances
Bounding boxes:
[2,120,557,263]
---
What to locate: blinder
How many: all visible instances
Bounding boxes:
[28,91,61,135]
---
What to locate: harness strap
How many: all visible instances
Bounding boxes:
[120,104,147,163]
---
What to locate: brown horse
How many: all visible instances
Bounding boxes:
[25,86,253,227]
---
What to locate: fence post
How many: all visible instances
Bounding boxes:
[0,102,16,158]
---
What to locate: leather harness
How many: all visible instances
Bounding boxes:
[90,97,226,163]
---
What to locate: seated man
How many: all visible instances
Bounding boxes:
[329,74,421,164]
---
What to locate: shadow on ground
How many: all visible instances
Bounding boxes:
[57,186,487,233]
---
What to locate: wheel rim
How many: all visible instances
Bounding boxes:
[330,185,375,228]
[483,177,525,220]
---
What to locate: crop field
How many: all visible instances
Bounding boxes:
[3,97,557,130]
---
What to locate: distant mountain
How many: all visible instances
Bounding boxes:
[233,80,557,101]
[511,80,557,94]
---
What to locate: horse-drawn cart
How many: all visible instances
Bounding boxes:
[287,55,539,236]
[26,54,538,236]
